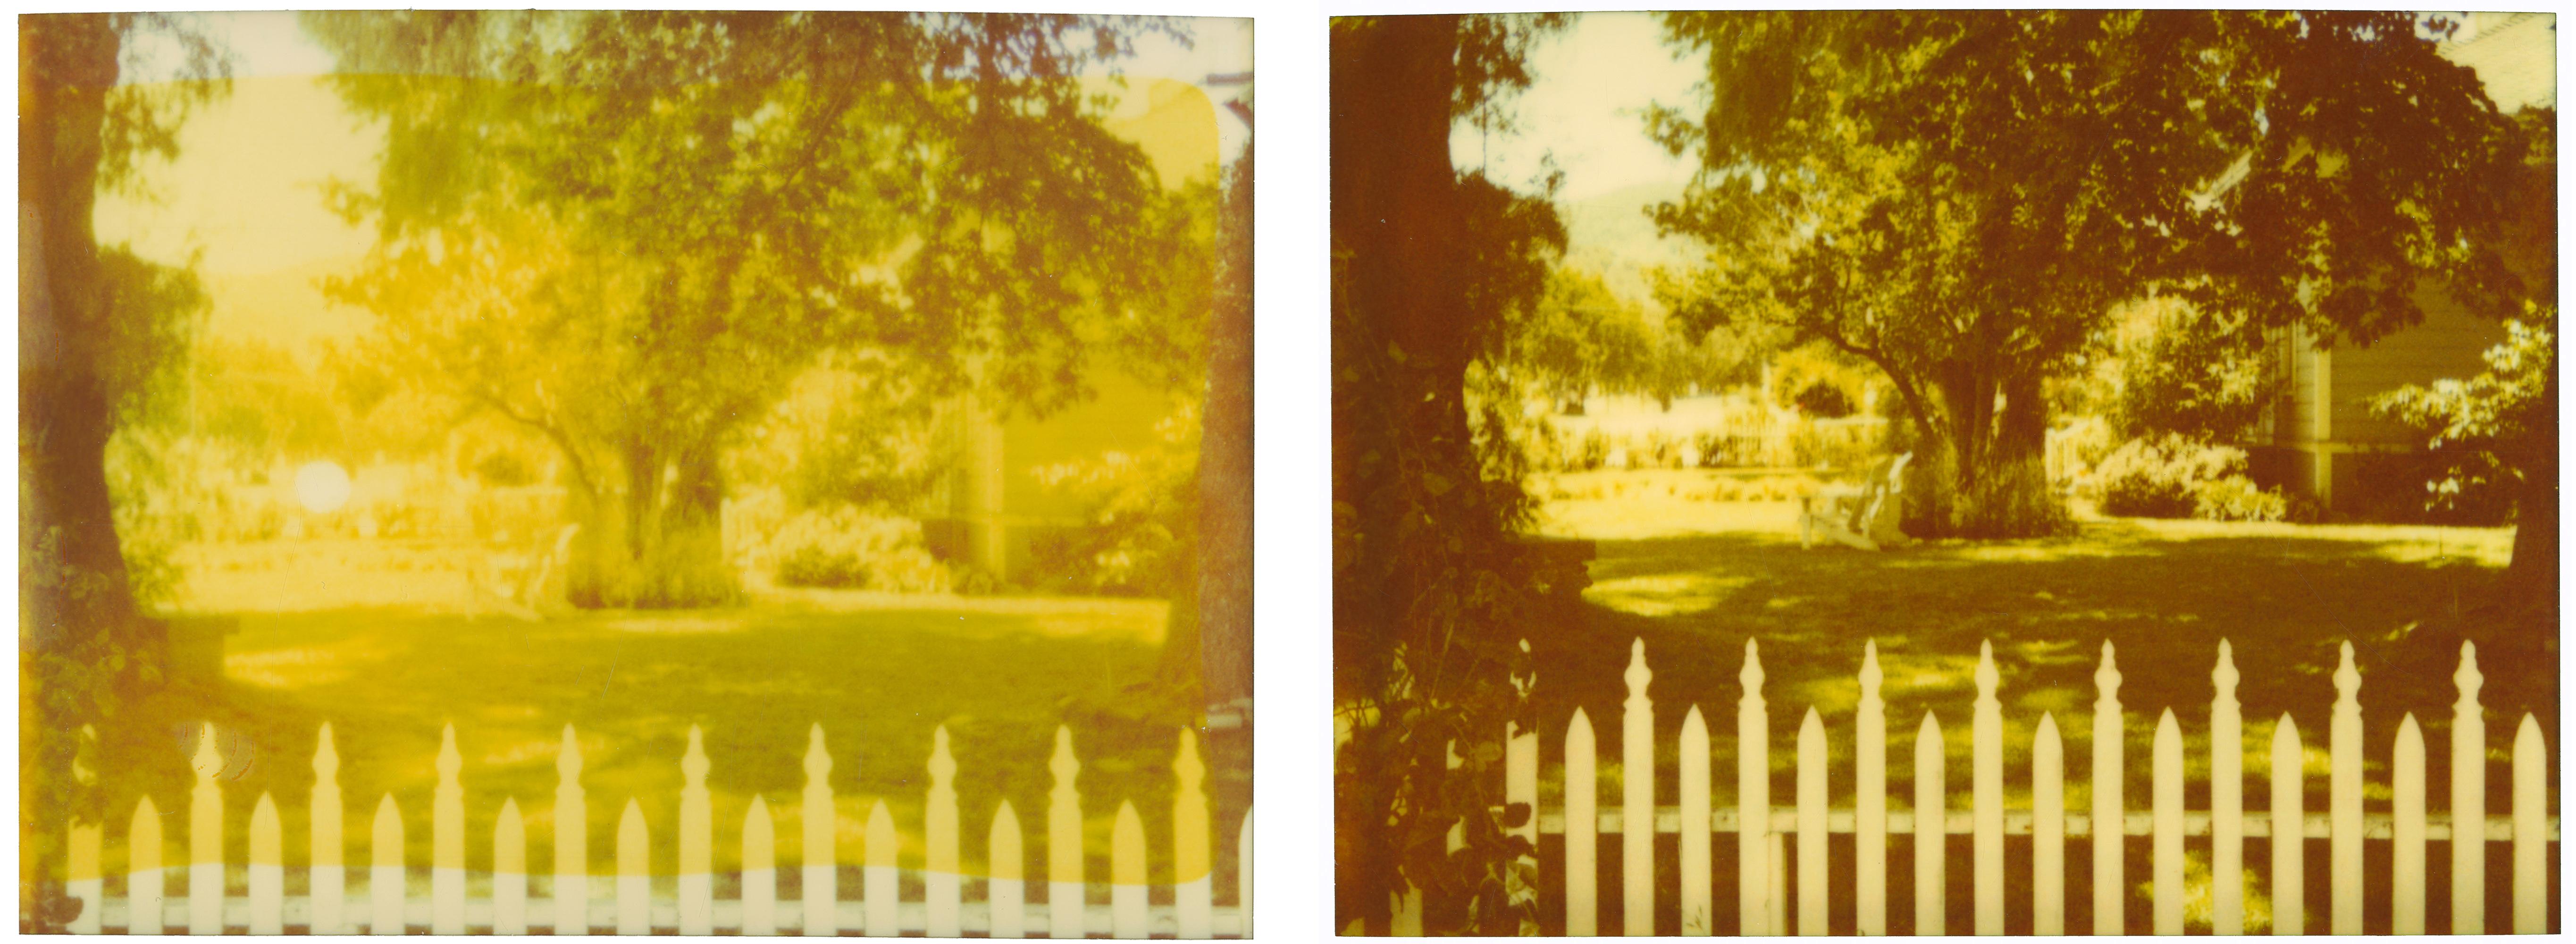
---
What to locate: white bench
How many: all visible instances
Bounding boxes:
[1799,453,1912,551]
[467,523,579,621]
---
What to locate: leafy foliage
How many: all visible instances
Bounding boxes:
[2104,297,2282,441]
[1650,11,2529,538]
[2370,303,2556,523]
[2090,433,2283,522]
[1029,402,1201,598]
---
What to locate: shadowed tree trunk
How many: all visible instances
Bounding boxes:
[571,441,738,609]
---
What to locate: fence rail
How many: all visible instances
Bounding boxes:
[60,722,1250,937]
[1452,636,2557,936]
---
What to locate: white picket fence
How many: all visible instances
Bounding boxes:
[60,722,1251,936]
[1477,637,2557,936]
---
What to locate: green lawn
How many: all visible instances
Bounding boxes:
[84,540,1240,898]
[1520,472,2551,818]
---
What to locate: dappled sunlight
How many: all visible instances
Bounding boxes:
[1586,573,1753,617]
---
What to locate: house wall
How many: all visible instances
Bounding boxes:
[2324,287,2511,447]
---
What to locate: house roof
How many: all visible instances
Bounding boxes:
[2439,12,2556,112]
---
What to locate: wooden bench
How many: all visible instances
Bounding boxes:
[1799,453,1913,551]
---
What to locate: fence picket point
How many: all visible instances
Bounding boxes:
[496,798,527,935]
[803,724,837,937]
[865,801,899,937]
[618,798,650,935]
[1797,708,1828,936]
[1740,640,1771,936]
[2091,642,2123,936]
[1110,801,1149,939]
[2329,641,2363,934]
[133,796,165,936]
[1174,729,1214,939]
[1680,705,1712,936]
[371,794,403,935]
[1567,707,1599,936]
[1972,642,2003,935]
[2513,714,2545,932]
[69,725,103,935]
[2392,714,2426,934]
[1915,712,1945,936]
[991,801,1025,940]
[312,724,344,936]
[2152,709,2183,935]
[434,724,466,935]
[2211,641,2244,935]
[2450,642,2484,934]
[924,726,962,937]
[190,722,225,936]
[2033,713,2064,936]
[249,792,283,935]
[558,724,589,936]
[1049,725,1085,939]
[680,726,713,936]
[1857,641,1888,937]
[2270,715,2304,935]
[1623,639,1657,936]
[744,796,777,937]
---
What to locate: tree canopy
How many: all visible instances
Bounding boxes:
[303,11,1210,606]
[1651,11,2531,536]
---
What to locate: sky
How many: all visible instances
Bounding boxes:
[1447,12,1703,205]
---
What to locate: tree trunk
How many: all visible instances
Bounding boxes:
[20,17,156,923]
[1196,141,1255,715]
[1910,369,2070,539]
[569,441,738,608]
[2494,363,2557,651]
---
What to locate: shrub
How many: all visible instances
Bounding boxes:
[1792,379,1855,418]
[767,506,952,593]
[2093,434,2250,519]
[2192,475,2288,523]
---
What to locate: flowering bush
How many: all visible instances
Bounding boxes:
[765,506,952,593]
[2093,434,2259,519]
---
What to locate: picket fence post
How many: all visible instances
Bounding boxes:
[2211,641,2244,936]
[2513,714,2545,932]
[1739,640,1771,936]
[1972,642,2003,936]
[932,727,963,934]
[2152,709,2182,935]
[1111,801,1149,938]
[1624,640,1655,936]
[435,724,466,935]
[804,725,837,937]
[2393,714,2426,934]
[132,796,165,936]
[1175,729,1214,939]
[190,723,224,936]
[68,725,103,935]
[2450,642,2484,934]
[2091,642,2123,936]
[1566,707,1598,936]
[312,724,344,936]
[617,799,650,935]
[495,799,528,935]
[370,794,403,935]
[865,801,899,936]
[249,793,283,935]
[1914,712,1944,936]
[744,796,778,936]
[1509,638,1542,928]
[1679,705,1712,936]
[560,724,591,936]
[990,801,1026,939]
[1049,726,1084,939]
[2330,642,2363,934]
[1856,641,1888,937]
[2032,713,2064,935]
[680,727,713,935]
[1796,708,1827,936]
[2270,715,2304,936]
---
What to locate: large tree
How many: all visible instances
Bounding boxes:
[1652,11,2531,538]
[20,12,228,923]
[1332,13,1571,934]
[305,12,1194,607]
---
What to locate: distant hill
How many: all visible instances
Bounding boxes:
[201,254,374,361]
[1556,178,1695,317]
